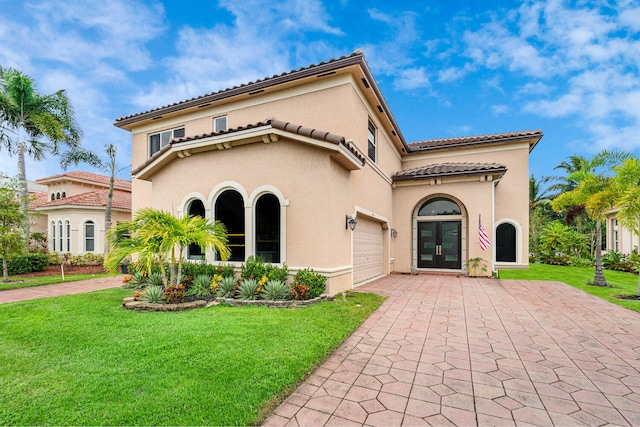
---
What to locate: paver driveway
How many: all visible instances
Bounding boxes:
[264,274,640,426]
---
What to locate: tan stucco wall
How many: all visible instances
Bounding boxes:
[605,214,640,254]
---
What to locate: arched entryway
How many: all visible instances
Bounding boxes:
[413,196,467,270]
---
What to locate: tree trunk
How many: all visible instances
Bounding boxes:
[3,257,8,282]
[17,144,30,251]
[593,220,608,286]
[104,169,114,254]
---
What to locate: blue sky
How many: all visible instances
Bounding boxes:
[1,0,640,184]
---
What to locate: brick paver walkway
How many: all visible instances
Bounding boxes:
[264,274,640,426]
[0,276,122,304]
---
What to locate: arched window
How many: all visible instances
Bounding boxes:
[65,220,71,252]
[418,197,461,216]
[58,221,63,253]
[215,190,245,262]
[187,199,206,260]
[56,192,60,200]
[496,223,517,262]
[85,221,95,252]
[51,221,56,251]
[50,193,55,201]
[255,194,280,263]
[62,191,66,198]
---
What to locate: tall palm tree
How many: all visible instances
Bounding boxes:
[552,150,629,286]
[611,157,640,295]
[105,208,230,286]
[60,144,123,253]
[0,67,82,247]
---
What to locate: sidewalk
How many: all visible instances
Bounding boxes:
[0,276,123,304]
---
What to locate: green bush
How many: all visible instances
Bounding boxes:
[182,262,236,285]
[68,253,104,266]
[603,251,640,273]
[5,253,49,275]
[145,272,165,287]
[47,252,63,265]
[187,274,213,298]
[240,256,288,282]
[292,268,326,299]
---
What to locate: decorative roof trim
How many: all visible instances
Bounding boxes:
[408,130,543,154]
[393,162,507,182]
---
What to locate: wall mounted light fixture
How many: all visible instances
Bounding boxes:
[346,215,357,231]
[391,228,398,237]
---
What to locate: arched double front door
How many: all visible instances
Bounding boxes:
[415,197,464,270]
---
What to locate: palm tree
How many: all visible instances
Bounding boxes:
[0,67,82,247]
[552,150,629,286]
[60,144,124,253]
[611,157,640,295]
[104,208,230,286]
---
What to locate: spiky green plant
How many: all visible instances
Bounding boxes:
[141,285,164,304]
[237,278,260,300]
[124,272,147,289]
[216,276,236,298]
[188,274,213,298]
[145,272,165,288]
[262,280,291,301]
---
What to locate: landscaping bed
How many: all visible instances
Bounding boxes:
[10,264,105,278]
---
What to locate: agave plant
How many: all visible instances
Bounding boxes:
[262,280,291,301]
[145,272,165,288]
[124,272,147,289]
[237,278,260,300]
[141,285,164,304]
[216,276,237,298]
[188,274,213,298]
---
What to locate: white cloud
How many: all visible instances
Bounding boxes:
[393,67,430,90]
[491,104,508,116]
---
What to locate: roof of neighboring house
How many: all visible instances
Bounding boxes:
[36,171,132,191]
[27,180,48,193]
[35,189,132,211]
[29,192,50,210]
[393,162,508,182]
[408,130,543,153]
[131,118,365,177]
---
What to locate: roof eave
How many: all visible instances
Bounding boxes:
[393,168,507,182]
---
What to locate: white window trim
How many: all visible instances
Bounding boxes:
[367,120,377,162]
[213,115,228,133]
[148,126,185,158]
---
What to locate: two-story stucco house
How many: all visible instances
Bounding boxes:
[114,50,542,294]
[34,171,132,254]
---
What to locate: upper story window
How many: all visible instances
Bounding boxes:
[367,120,376,162]
[213,116,228,133]
[148,127,185,157]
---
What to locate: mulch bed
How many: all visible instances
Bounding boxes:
[10,265,106,278]
[614,294,640,300]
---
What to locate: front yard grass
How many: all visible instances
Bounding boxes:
[0,288,385,426]
[0,273,112,291]
[500,263,640,313]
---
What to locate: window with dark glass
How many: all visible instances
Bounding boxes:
[255,194,280,263]
[51,221,56,251]
[65,220,71,252]
[418,197,461,216]
[215,190,245,262]
[496,223,516,262]
[187,199,206,260]
[58,221,63,253]
[367,120,376,162]
[148,127,185,157]
[85,221,95,252]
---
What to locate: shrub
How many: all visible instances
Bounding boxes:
[292,268,326,299]
[164,284,185,304]
[47,252,63,265]
[568,256,593,268]
[141,286,164,304]
[214,264,236,278]
[216,276,237,298]
[539,250,570,266]
[237,278,260,300]
[603,251,640,273]
[5,253,49,275]
[210,274,223,294]
[125,272,147,289]
[240,256,288,282]
[145,272,165,287]
[188,274,213,298]
[290,283,310,300]
[262,280,291,301]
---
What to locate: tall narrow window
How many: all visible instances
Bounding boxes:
[496,223,517,262]
[65,220,71,252]
[187,200,206,260]
[58,221,63,253]
[367,120,376,162]
[85,221,95,252]
[215,190,245,262]
[50,193,55,201]
[255,194,280,263]
[51,221,56,251]
[213,116,228,133]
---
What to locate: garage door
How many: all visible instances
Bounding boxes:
[353,218,384,285]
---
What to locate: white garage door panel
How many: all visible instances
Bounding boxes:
[353,218,383,284]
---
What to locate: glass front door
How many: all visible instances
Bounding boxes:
[418,221,461,269]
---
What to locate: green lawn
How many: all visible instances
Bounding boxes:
[500,263,640,313]
[0,288,385,426]
[0,272,112,291]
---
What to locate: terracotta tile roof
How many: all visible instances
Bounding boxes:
[115,50,368,126]
[408,130,543,153]
[35,189,132,211]
[132,118,365,176]
[29,192,50,210]
[393,162,507,182]
[35,171,131,190]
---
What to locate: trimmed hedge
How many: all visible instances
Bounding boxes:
[4,253,49,275]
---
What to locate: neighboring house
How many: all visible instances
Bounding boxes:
[26,180,49,236]
[33,171,132,254]
[114,50,542,294]
[605,209,640,254]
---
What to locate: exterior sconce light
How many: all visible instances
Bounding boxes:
[391,228,398,237]
[346,215,357,231]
